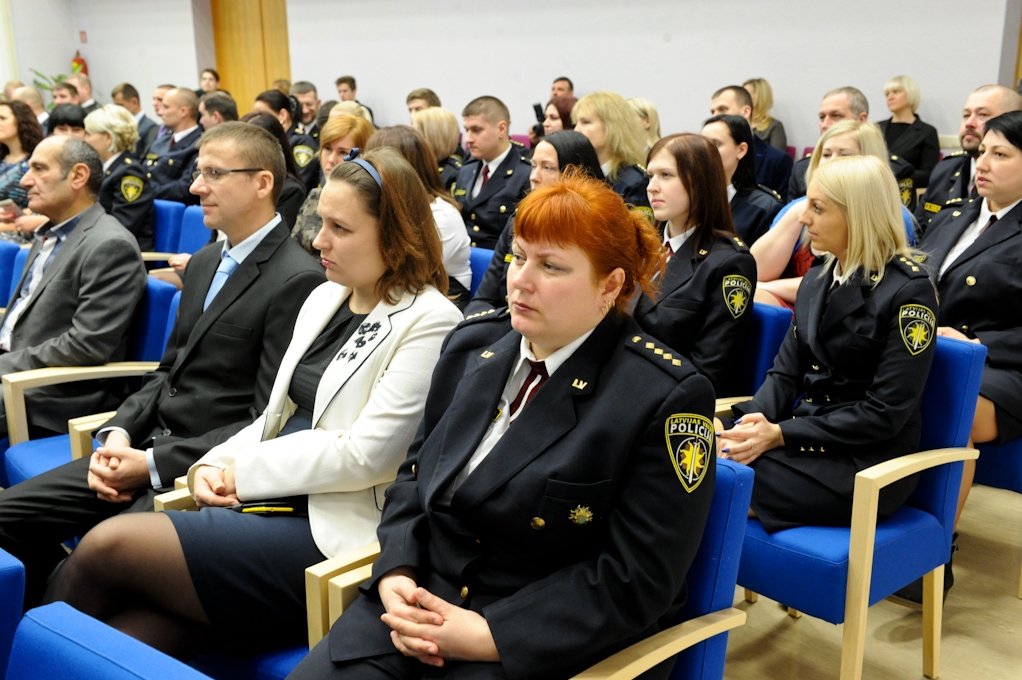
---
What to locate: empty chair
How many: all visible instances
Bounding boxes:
[177,205,211,255]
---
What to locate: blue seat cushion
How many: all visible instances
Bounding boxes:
[737,505,949,623]
[5,436,73,488]
[191,646,308,680]
[975,438,1022,494]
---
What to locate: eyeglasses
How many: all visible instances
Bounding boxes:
[191,168,264,182]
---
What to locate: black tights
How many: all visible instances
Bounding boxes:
[43,512,211,660]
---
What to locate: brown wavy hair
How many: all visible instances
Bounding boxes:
[328,147,448,302]
[0,101,43,158]
[365,125,459,209]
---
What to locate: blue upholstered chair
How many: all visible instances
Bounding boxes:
[143,199,188,262]
[7,246,29,301]
[2,276,178,487]
[0,547,25,675]
[6,603,207,680]
[973,437,1022,598]
[734,338,986,680]
[0,240,23,306]
[730,303,792,399]
[177,205,211,255]
[468,246,494,297]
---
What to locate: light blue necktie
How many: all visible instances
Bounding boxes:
[203,252,239,311]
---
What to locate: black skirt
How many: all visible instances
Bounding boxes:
[167,505,327,652]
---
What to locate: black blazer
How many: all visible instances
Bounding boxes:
[734,256,937,504]
[753,136,793,202]
[439,154,462,193]
[878,116,941,188]
[452,144,531,249]
[146,126,203,205]
[921,197,1022,424]
[730,185,783,245]
[134,115,159,160]
[276,174,307,230]
[610,163,652,218]
[287,126,320,193]
[102,222,325,486]
[328,311,715,679]
[634,231,757,395]
[98,153,155,251]
[914,152,971,235]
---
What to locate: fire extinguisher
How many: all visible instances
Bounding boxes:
[72,50,88,76]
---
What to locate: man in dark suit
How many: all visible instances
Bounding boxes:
[145,88,203,204]
[0,136,146,437]
[291,81,321,149]
[111,82,159,160]
[711,85,792,201]
[0,123,325,608]
[788,87,870,200]
[451,96,531,249]
[68,74,98,114]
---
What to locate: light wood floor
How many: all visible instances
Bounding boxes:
[723,484,1022,679]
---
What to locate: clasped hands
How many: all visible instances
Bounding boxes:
[715,412,784,465]
[378,568,499,667]
[87,431,152,503]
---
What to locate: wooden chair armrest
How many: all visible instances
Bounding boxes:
[153,488,196,512]
[715,396,751,419]
[174,475,188,490]
[3,362,159,445]
[68,411,117,460]
[855,447,979,491]
[141,252,179,262]
[571,608,747,679]
[327,564,374,630]
[305,541,380,648]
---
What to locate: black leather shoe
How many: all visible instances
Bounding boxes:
[888,533,958,609]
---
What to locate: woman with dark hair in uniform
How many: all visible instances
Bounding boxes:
[286,172,715,680]
[240,111,307,230]
[718,155,937,533]
[254,89,319,191]
[701,114,783,246]
[635,133,758,395]
[465,130,605,315]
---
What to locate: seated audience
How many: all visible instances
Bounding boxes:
[46,147,463,659]
[0,100,43,219]
[83,105,155,250]
[292,114,375,256]
[48,104,87,137]
[0,136,146,439]
[291,81,321,145]
[10,86,48,132]
[0,122,324,609]
[702,114,783,245]
[316,100,338,131]
[411,106,463,191]
[287,172,715,679]
[743,77,787,151]
[406,87,441,119]
[241,112,308,229]
[254,90,319,191]
[915,84,1021,234]
[542,94,577,135]
[711,85,792,200]
[878,75,939,190]
[452,96,531,249]
[68,74,97,113]
[145,88,202,204]
[718,155,935,534]
[636,133,757,394]
[572,91,651,217]
[628,96,661,152]
[111,83,159,159]
[151,84,175,139]
[465,129,605,316]
[365,127,472,306]
[51,81,80,106]
[335,75,373,124]
[788,86,870,200]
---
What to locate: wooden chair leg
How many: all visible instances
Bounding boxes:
[1017,560,1022,600]
[922,565,943,679]
[787,607,802,618]
[744,588,758,603]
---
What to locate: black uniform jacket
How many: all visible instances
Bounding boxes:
[754,136,793,202]
[731,185,783,245]
[610,163,652,219]
[914,151,971,235]
[921,197,1022,423]
[101,222,324,486]
[134,115,159,160]
[788,154,812,201]
[734,256,937,504]
[98,153,155,251]
[287,126,320,192]
[464,213,515,316]
[328,311,716,680]
[439,154,462,193]
[146,126,203,205]
[634,231,757,395]
[878,116,941,188]
[452,143,531,249]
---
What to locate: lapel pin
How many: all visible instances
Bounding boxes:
[480,351,494,359]
[571,379,588,390]
[952,211,961,217]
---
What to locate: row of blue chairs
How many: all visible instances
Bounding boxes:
[150,200,210,260]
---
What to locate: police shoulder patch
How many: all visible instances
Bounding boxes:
[899,304,935,355]
[293,145,315,168]
[665,413,712,493]
[120,175,144,203]
[722,274,752,318]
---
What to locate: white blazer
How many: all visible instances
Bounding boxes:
[188,281,463,558]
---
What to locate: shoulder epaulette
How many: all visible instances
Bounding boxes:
[893,254,927,277]
[731,235,748,250]
[634,163,646,172]
[947,149,968,158]
[510,139,525,148]
[757,184,783,202]
[460,307,509,325]
[624,333,694,378]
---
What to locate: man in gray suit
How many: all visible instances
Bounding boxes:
[0,136,146,437]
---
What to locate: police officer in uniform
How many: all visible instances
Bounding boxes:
[145,88,202,205]
[451,97,530,249]
[636,134,757,396]
[254,90,320,192]
[719,156,937,533]
[438,153,462,193]
[291,81,321,151]
[290,174,715,680]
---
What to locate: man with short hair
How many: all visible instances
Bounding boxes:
[711,85,792,200]
[291,81,321,147]
[111,82,159,159]
[11,86,48,132]
[551,76,574,99]
[146,88,203,204]
[151,84,175,140]
[406,87,441,120]
[198,92,238,130]
[335,75,374,124]
[67,74,97,113]
[51,81,79,106]
[915,85,1022,233]
[0,122,325,609]
[0,136,146,439]
[787,86,870,200]
[452,96,531,250]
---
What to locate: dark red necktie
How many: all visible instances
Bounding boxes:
[978,214,998,236]
[481,165,490,188]
[168,136,176,151]
[508,360,548,422]
[665,240,674,262]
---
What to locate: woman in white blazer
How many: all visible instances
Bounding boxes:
[46,148,464,658]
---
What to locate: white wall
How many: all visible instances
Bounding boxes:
[8,0,75,94]
[287,0,1021,152]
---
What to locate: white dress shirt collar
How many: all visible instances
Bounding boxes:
[664,225,697,254]
[222,214,282,264]
[727,184,737,203]
[173,125,199,143]
[103,151,125,173]
[516,328,595,378]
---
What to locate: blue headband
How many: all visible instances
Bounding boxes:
[343,148,382,189]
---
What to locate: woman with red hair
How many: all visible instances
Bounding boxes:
[289,174,717,680]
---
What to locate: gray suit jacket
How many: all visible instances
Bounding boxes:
[0,202,147,433]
